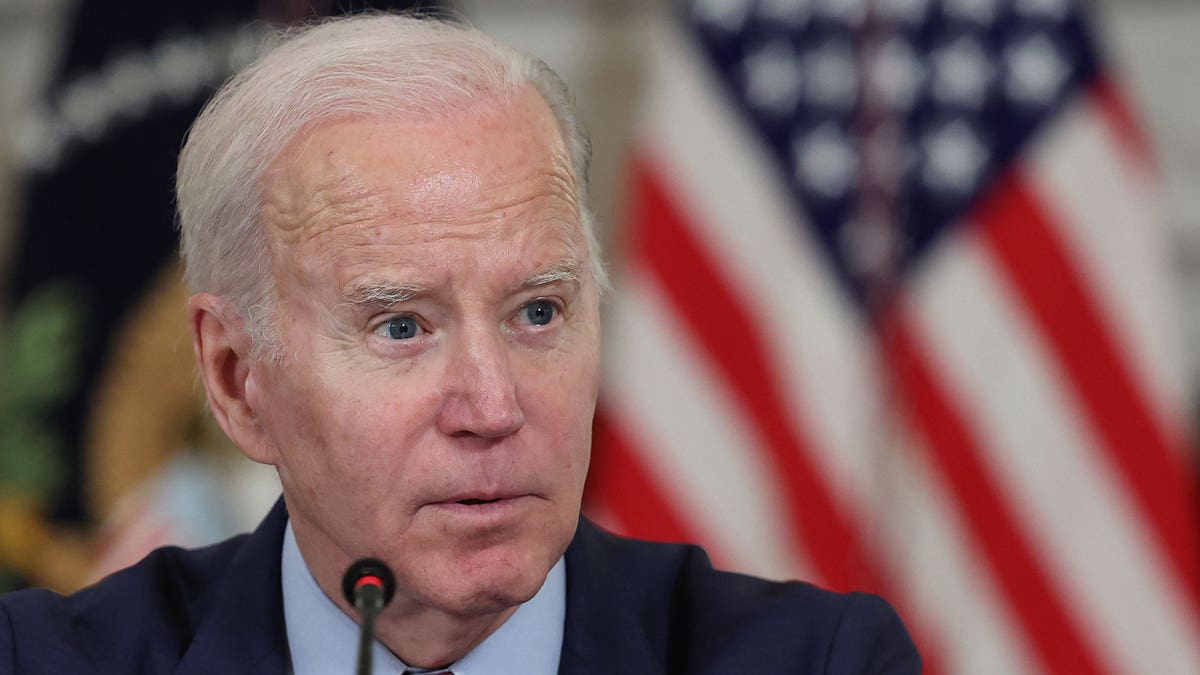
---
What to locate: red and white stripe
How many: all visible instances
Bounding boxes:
[588,13,1200,675]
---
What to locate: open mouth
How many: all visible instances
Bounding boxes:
[457,498,502,506]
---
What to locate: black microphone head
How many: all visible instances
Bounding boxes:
[342,557,396,608]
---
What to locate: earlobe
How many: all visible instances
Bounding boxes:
[187,293,278,466]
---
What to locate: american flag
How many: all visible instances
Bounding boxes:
[584,0,1200,673]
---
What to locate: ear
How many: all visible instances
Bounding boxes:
[187,293,279,466]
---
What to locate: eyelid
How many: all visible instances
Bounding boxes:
[523,296,564,311]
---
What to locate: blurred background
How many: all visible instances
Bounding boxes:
[1,0,1197,673]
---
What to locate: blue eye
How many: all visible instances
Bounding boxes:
[524,300,556,326]
[381,316,421,340]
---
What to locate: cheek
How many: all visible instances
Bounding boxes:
[302,370,436,466]
[520,340,600,472]
[523,332,597,399]
[262,362,418,481]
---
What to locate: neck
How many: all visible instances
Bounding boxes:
[287,513,520,669]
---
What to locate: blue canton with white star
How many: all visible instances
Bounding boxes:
[684,0,1101,308]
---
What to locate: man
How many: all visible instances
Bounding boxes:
[0,13,920,674]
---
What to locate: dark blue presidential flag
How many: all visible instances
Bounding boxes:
[0,0,437,593]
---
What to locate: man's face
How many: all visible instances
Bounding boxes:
[249,88,600,616]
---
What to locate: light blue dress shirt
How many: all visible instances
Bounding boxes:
[281,521,565,675]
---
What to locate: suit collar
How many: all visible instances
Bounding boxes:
[169,505,662,674]
[559,518,667,675]
[175,498,291,675]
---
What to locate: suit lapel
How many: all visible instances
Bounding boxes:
[558,519,668,675]
[174,499,291,675]
[169,508,668,673]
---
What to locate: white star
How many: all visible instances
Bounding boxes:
[876,0,931,24]
[693,0,754,32]
[758,0,815,26]
[944,0,999,25]
[1015,0,1070,20]
[871,38,925,111]
[921,119,989,195]
[803,40,858,110]
[742,40,804,116]
[930,36,994,108]
[793,123,859,198]
[1004,34,1070,106]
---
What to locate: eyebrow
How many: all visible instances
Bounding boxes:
[519,259,583,290]
[338,258,583,310]
[340,281,429,309]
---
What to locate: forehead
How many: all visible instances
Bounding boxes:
[261,86,582,261]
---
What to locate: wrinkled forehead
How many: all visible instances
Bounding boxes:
[259,87,580,248]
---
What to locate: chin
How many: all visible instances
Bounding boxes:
[430,543,554,617]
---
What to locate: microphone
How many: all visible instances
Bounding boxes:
[342,558,396,675]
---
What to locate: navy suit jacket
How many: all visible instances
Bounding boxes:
[0,500,920,673]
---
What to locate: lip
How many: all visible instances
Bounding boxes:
[438,490,528,506]
[429,493,535,519]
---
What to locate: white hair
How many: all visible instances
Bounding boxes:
[176,12,604,359]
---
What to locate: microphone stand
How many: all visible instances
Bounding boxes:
[342,558,396,675]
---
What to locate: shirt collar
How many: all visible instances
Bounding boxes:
[281,520,565,675]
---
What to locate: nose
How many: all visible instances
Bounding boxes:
[435,325,525,439]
